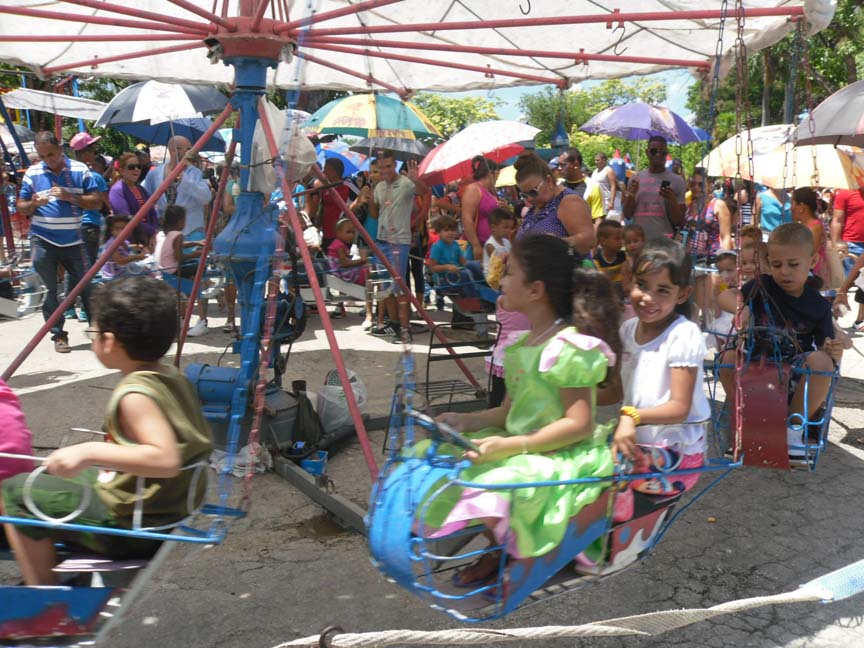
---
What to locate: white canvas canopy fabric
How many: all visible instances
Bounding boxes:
[0,1,836,92]
[700,124,864,189]
[0,87,106,120]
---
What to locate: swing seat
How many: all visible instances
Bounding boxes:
[366,454,611,620]
[785,362,841,471]
[326,273,368,302]
[731,357,791,470]
[0,585,117,640]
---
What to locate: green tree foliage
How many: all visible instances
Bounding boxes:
[687,0,864,142]
[411,92,500,138]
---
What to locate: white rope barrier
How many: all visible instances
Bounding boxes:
[274,580,838,648]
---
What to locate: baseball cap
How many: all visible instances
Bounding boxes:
[134,143,150,155]
[69,132,101,151]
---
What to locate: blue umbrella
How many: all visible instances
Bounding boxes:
[315,141,368,176]
[580,102,700,144]
[114,118,226,152]
[692,126,712,142]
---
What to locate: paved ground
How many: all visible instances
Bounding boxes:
[2,302,864,648]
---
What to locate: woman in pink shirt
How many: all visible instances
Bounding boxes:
[461,156,501,261]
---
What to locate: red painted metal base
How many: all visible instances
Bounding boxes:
[733,359,791,470]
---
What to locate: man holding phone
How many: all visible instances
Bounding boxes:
[622,135,686,242]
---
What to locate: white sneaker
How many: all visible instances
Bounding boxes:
[187,319,208,337]
[787,427,806,458]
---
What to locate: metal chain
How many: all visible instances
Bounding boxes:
[799,19,820,187]
[732,0,753,462]
[696,0,729,223]
[787,21,804,189]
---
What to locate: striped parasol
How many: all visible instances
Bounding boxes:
[305,94,440,139]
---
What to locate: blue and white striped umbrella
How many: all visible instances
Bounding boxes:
[95,80,228,127]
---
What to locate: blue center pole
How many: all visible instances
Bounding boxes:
[186,54,280,495]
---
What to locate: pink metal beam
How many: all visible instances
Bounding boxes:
[166,0,236,30]
[42,42,203,75]
[250,0,272,32]
[294,50,408,97]
[58,0,212,33]
[308,41,568,88]
[174,137,238,365]
[305,36,712,70]
[0,188,13,256]
[256,101,380,480]
[0,34,195,42]
[0,4,209,36]
[1,104,234,382]
[52,76,74,141]
[301,7,805,38]
[276,0,404,33]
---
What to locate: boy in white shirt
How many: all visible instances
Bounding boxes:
[483,208,514,275]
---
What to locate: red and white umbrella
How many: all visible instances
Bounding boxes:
[418,120,540,185]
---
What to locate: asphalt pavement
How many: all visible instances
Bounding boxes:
[2,303,864,648]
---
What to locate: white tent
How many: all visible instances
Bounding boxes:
[0,1,836,93]
[0,87,107,120]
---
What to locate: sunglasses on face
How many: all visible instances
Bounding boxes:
[518,178,546,201]
[649,148,668,156]
[125,164,142,170]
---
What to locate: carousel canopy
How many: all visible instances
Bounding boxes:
[0,1,836,93]
[0,87,107,120]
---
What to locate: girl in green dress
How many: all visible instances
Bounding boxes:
[428,233,618,586]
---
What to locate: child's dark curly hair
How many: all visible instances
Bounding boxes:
[91,276,178,361]
[571,267,622,386]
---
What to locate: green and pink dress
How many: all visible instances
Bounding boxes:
[420,327,615,559]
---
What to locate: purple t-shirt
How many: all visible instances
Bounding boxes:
[632,170,686,241]
[518,187,575,239]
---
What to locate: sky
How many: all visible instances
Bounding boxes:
[439,69,698,124]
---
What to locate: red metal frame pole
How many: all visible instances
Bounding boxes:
[308,42,568,88]
[276,0,404,33]
[174,137,238,366]
[294,50,407,97]
[1,103,234,382]
[58,0,213,33]
[305,36,713,70]
[0,186,13,257]
[0,5,210,36]
[250,0,272,32]
[42,42,204,75]
[308,168,483,391]
[165,0,236,30]
[301,7,805,38]
[256,100,379,480]
[0,34,198,42]
[52,76,75,141]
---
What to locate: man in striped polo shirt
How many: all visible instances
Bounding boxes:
[17,132,100,353]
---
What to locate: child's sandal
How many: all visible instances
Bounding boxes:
[451,550,502,588]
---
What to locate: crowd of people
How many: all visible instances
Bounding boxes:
[0,124,859,586]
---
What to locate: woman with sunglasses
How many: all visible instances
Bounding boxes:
[513,151,595,258]
[108,151,160,250]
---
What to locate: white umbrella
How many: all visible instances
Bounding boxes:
[418,120,540,185]
[700,124,864,189]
